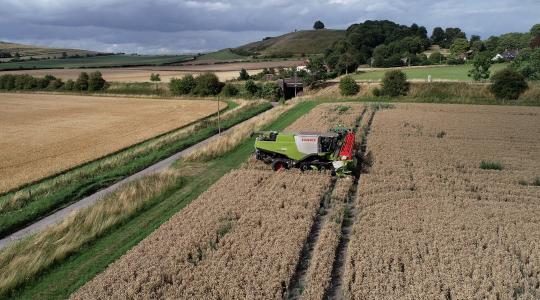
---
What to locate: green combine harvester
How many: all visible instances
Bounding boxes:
[252,128,357,175]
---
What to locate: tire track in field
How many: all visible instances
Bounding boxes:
[285,108,368,299]
[325,107,376,299]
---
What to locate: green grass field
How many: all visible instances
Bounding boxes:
[196,49,248,61]
[0,55,193,70]
[6,101,318,299]
[352,63,509,81]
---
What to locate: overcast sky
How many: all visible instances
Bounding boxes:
[0,0,538,54]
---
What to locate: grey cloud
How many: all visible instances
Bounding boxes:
[0,0,538,54]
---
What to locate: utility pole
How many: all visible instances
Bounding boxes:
[217,97,221,135]
[294,71,297,98]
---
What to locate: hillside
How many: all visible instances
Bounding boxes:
[0,41,101,60]
[235,29,345,56]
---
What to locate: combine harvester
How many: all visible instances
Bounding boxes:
[252,128,357,176]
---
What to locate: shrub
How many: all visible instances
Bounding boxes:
[47,79,64,90]
[244,79,260,96]
[169,74,196,95]
[339,75,359,96]
[429,51,444,64]
[480,160,503,170]
[261,82,280,101]
[0,74,16,90]
[381,70,410,97]
[64,79,75,91]
[490,68,528,100]
[74,72,89,91]
[193,73,223,96]
[372,88,381,97]
[88,71,106,91]
[221,83,239,97]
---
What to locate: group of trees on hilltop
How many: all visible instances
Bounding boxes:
[321,19,540,73]
[0,71,107,92]
[324,20,434,71]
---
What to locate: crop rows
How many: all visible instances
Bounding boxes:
[72,169,331,299]
[302,177,354,299]
[286,103,365,132]
[342,103,540,298]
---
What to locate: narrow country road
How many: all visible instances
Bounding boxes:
[0,104,278,250]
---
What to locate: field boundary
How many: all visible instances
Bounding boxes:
[0,98,235,196]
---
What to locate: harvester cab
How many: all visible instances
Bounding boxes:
[252,128,357,176]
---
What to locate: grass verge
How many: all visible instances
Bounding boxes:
[0,100,318,299]
[0,100,271,238]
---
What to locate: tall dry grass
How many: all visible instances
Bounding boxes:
[0,169,180,296]
[185,100,302,161]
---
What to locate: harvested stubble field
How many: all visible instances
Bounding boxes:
[0,93,218,192]
[72,169,331,299]
[342,103,540,299]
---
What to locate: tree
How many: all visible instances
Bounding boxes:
[431,27,445,45]
[468,53,492,81]
[192,73,223,96]
[469,35,481,45]
[169,74,196,95]
[313,20,325,30]
[238,68,250,80]
[339,75,359,96]
[490,68,528,100]
[450,38,469,55]
[150,73,161,92]
[306,56,326,77]
[531,24,540,37]
[381,70,409,97]
[88,71,106,91]
[443,27,467,48]
[74,72,89,91]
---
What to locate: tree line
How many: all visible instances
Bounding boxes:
[0,71,107,91]
[322,20,540,71]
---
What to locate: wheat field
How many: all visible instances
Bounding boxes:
[71,169,331,299]
[0,93,218,192]
[343,103,540,299]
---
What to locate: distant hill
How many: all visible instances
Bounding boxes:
[235,29,346,56]
[0,41,102,60]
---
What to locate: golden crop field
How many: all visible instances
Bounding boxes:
[0,93,218,192]
[343,103,540,299]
